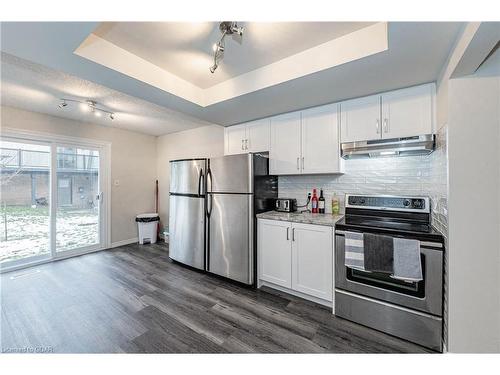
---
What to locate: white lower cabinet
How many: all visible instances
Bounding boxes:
[258,219,292,288]
[258,218,334,305]
[291,223,333,301]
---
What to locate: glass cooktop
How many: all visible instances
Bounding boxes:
[342,215,432,233]
[337,215,444,244]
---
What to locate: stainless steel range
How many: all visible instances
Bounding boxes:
[334,194,444,351]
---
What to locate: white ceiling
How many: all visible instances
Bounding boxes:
[0,22,465,129]
[77,22,386,107]
[93,22,375,89]
[0,52,212,136]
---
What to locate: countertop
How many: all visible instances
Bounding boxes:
[256,211,344,227]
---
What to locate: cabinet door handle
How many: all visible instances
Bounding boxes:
[245,139,249,150]
[384,119,389,133]
[286,227,289,241]
[292,228,295,241]
[375,119,380,134]
[301,157,304,170]
[241,139,244,150]
[296,157,300,170]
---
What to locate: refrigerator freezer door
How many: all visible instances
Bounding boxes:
[208,193,253,284]
[208,154,252,194]
[169,195,205,270]
[170,159,206,195]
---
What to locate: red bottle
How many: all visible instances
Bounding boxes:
[311,189,319,213]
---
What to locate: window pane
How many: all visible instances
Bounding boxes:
[56,147,99,251]
[0,140,50,263]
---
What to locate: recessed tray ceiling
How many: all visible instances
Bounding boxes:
[92,22,376,89]
[75,22,388,106]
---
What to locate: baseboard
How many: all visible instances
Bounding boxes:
[159,233,169,243]
[258,280,333,308]
[111,238,138,248]
[1,246,107,274]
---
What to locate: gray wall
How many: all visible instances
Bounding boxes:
[1,106,158,245]
[156,124,225,231]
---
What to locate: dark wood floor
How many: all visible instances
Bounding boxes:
[1,243,431,353]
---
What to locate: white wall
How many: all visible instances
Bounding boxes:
[447,49,500,352]
[436,23,481,128]
[1,106,158,245]
[156,124,224,230]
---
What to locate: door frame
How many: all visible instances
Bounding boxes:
[0,127,111,273]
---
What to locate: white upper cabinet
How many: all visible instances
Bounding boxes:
[224,119,271,155]
[270,112,302,175]
[224,124,247,155]
[340,83,436,143]
[340,94,381,143]
[301,104,341,174]
[246,119,270,152]
[227,83,435,164]
[381,83,434,139]
[270,105,343,175]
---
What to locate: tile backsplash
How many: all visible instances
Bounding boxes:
[427,126,448,236]
[432,126,449,350]
[278,126,448,233]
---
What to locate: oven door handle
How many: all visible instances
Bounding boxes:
[335,230,443,249]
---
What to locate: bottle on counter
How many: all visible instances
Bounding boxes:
[318,189,325,214]
[331,194,340,215]
[311,189,319,214]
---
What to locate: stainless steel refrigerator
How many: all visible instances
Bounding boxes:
[169,154,277,285]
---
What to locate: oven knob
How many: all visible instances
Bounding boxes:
[351,198,361,205]
[413,200,423,208]
[403,199,411,207]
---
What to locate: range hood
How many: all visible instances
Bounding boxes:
[341,134,435,159]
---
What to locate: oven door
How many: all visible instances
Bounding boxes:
[335,231,443,316]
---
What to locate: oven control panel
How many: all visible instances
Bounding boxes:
[346,195,429,212]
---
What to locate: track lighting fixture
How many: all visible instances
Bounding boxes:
[58,98,115,120]
[210,21,243,74]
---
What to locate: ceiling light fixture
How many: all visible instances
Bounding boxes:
[58,98,115,120]
[210,21,244,74]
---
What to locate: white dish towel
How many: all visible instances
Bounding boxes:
[344,231,365,271]
[393,237,423,281]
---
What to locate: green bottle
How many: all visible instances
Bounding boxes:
[331,194,340,215]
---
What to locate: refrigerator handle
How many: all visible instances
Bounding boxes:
[198,168,204,197]
[207,167,213,193]
[206,193,213,218]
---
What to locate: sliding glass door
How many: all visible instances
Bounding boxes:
[1,134,109,271]
[55,145,101,253]
[0,139,52,265]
